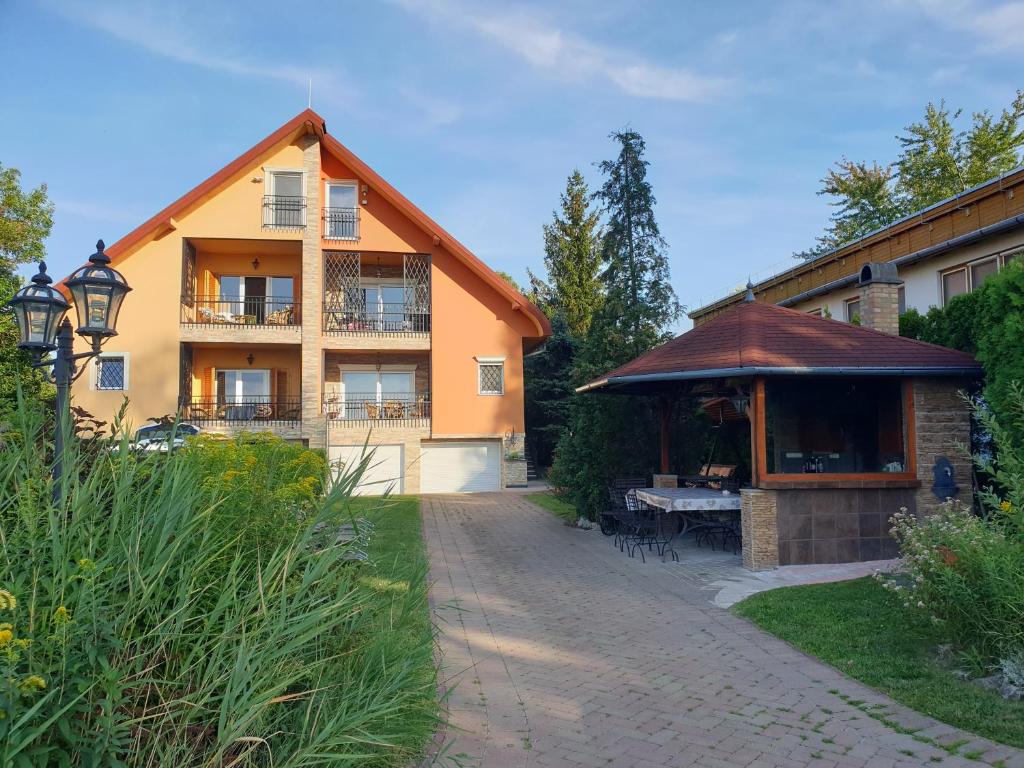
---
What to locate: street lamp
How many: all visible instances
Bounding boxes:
[7,240,131,501]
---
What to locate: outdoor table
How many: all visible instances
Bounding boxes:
[634,487,742,538]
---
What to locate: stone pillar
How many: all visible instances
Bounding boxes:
[857,262,902,335]
[913,378,973,516]
[741,488,779,571]
[299,134,326,450]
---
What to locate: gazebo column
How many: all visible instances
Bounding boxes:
[742,377,780,570]
[653,397,676,488]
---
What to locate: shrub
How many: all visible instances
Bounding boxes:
[0,401,436,765]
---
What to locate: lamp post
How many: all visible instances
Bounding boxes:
[7,240,131,502]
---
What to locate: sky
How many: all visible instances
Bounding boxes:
[2,0,1022,329]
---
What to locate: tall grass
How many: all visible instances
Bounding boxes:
[0,401,438,766]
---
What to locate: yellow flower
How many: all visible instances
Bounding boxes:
[18,675,45,693]
[0,589,16,611]
[0,629,12,647]
[1000,500,1013,513]
[77,558,95,572]
[54,606,71,624]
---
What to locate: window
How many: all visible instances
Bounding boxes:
[218,276,294,323]
[898,286,906,316]
[477,358,505,395]
[844,298,861,324]
[324,182,359,240]
[216,369,271,404]
[94,355,126,391]
[941,256,1000,306]
[339,368,414,419]
[264,169,305,228]
[1004,250,1022,266]
[765,378,907,475]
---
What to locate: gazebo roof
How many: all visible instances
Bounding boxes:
[579,300,981,394]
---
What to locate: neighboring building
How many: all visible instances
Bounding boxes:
[690,166,1024,327]
[65,110,550,494]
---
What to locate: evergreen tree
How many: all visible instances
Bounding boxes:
[594,130,680,359]
[797,92,1024,259]
[523,315,576,467]
[541,170,603,339]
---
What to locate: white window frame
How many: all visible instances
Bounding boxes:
[324,180,360,240]
[338,365,416,401]
[940,253,1007,306]
[263,167,307,227]
[844,297,861,324]
[216,369,271,403]
[475,356,505,396]
[91,352,129,391]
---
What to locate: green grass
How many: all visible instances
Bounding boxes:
[526,491,578,523]
[733,577,1024,750]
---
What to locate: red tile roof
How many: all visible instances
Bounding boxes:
[582,301,980,391]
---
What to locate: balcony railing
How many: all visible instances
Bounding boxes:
[180,398,302,425]
[262,195,306,229]
[181,296,299,326]
[323,207,359,240]
[322,303,430,334]
[323,394,430,427]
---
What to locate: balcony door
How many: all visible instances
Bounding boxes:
[325,182,359,239]
[362,282,408,330]
[340,369,413,419]
[217,369,271,405]
[219,276,293,322]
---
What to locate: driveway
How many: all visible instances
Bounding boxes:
[422,493,1024,768]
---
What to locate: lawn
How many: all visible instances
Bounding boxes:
[733,577,1024,750]
[527,490,578,523]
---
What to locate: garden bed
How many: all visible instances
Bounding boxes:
[733,577,1024,750]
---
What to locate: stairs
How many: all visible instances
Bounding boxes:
[526,452,539,481]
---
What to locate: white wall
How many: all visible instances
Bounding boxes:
[790,229,1024,320]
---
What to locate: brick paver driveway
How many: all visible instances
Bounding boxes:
[422,493,1024,768]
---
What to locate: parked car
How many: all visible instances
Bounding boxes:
[129,422,201,453]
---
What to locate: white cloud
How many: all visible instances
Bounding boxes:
[903,0,1024,52]
[44,0,353,97]
[390,0,730,102]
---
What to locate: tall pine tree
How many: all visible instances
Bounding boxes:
[524,315,576,467]
[593,130,680,361]
[541,170,603,340]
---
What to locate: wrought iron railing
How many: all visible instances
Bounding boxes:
[322,394,431,426]
[323,207,359,240]
[322,303,430,334]
[181,296,299,326]
[262,195,306,229]
[180,398,302,425]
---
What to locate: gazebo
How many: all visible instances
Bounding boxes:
[578,270,981,570]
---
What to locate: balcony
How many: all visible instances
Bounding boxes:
[262,195,306,230]
[323,393,431,428]
[322,304,429,334]
[323,207,359,240]
[180,398,302,426]
[182,295,298,326]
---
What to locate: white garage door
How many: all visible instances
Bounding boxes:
[329,445,404,496]
[421,442,500,493]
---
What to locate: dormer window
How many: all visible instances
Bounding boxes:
[324,182,359,240]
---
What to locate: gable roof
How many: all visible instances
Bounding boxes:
[61,109,550,338]
[580,300,980,393]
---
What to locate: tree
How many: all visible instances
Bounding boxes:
[0,163,54,409]
[798,92,1024,259]
[523,315,576,467]
[541,170,604,339]
[594,130,680,359]
[495,270,522,293]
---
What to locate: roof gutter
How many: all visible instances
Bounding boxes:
[777,214,1024,308]
[577,365,982,393]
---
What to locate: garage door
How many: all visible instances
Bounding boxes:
[329,445,403,496]
[421,442,500,493]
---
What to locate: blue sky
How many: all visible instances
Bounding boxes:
[2,0,1022,328]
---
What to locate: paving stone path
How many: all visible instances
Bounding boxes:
[422,493,1024,768]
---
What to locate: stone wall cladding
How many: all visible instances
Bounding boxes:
[321,334,430,351]
[858,282,900,335]
[328,425,431,494]
[913,378,973,516]
[299,135,324,449]
[502,432,527,488]
[741,489,779,571]
[179,326,301,345]
[775,488,912,565]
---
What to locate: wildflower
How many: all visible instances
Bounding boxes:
[1000,500,1013,513]
[0,589,16,611]
[77,558,95,572]
[53,606,71,624]
[0,623,12,646]
[18,675,45,694]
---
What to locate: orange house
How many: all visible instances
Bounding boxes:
[67,110,550,494]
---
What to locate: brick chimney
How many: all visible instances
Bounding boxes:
[857,262,902,335]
